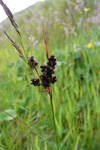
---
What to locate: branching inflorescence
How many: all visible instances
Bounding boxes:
[30,55,57,89]
[0,1,59,149]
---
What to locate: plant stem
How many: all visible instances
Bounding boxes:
[50,91,60,150]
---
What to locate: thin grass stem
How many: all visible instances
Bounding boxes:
[50,93,61,150]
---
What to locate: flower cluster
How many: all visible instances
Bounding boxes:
[31,78,40,86]
[84,8,90,12]
[88,43,93,48]
[30,55,57,89]
[28,56,38,68]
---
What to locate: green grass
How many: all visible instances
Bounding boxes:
[0,0,100,149]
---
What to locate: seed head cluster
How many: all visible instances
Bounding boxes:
[31,55,57,89]
[31,78,41,86]
[47,55,57,69]
[28,56,38,68]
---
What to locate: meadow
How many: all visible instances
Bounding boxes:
[0,0,100,149]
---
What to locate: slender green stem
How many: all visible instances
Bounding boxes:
[17,33,28,61]
[50,93,60,150]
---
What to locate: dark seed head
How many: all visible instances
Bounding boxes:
[31,78,40,86]
[30,54,57,88]
[28,55,38,68]
[51,76,57,84]
[47,55,57,69]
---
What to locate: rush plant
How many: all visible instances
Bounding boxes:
[0,0,60,149]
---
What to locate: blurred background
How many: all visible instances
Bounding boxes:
[0,0,100,150]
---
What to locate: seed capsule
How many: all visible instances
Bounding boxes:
[31,78,40,86]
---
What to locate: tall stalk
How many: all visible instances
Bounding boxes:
[50,91,60,150]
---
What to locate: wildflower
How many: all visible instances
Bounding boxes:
[33,40,39,50]
[66,9,69,15]
[63,27,69,37]
[53,11,59,15]
[75,0,84,12]
[60,26,63,29]
[88,43,93,48]
[39,43,42,47]
[84,8,90,12]
[77,18,83,27]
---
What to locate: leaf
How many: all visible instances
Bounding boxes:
[0,148,6,150]
[17,77,23,81]
[72,52,81,60]
[35,136,40,150]
[55,108,62,138]
[71,125,80,150]
[0,109,17,122]
[61,127,73,147]
[44,142,47,150]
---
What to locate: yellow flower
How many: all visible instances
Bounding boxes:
[39,43,42,47]
[60,26,63,29]
[84,8,90,12]
[88,43,93,48]
[66,35,68,38]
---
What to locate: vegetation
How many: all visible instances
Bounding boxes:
[0,0,100,149]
